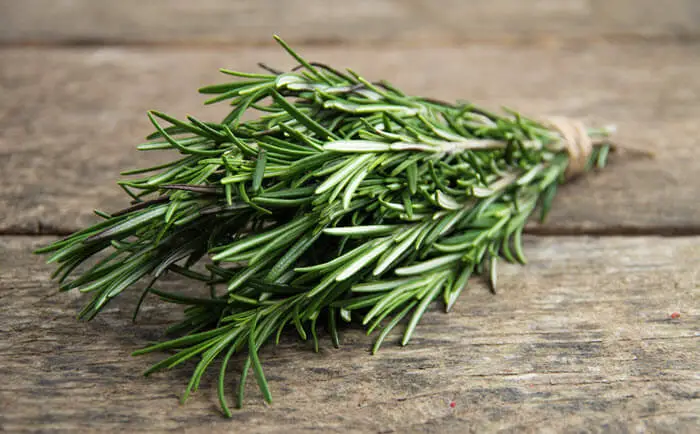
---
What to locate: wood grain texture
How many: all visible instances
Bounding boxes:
[591,0,700,39]
[1,0,699,45]
[1,44,699,234]
[1,235,698,432]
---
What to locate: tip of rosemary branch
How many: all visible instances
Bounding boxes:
[602,124,617,135]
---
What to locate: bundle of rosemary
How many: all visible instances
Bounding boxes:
[37,36,613,416]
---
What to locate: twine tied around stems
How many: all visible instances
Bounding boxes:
[545,116,595,179]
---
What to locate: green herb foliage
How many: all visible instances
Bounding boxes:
[36,36,612,416]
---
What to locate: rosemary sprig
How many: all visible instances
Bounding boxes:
[36,36,613,416]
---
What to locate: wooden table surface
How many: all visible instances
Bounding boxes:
[1,3,698,433]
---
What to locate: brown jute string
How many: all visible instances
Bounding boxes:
[544,116,594,179]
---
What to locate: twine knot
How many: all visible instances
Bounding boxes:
[545,117,593,179]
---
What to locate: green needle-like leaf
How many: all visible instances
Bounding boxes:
[249,313,273,404]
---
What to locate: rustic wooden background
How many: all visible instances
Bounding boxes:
[1,1,698,433]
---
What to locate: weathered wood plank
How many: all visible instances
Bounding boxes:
[1,235,697,432]
[1,44,699,234]
[591,0,700,40]
[1,0,699,45]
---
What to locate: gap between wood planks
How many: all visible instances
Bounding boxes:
[2,34,700,50]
